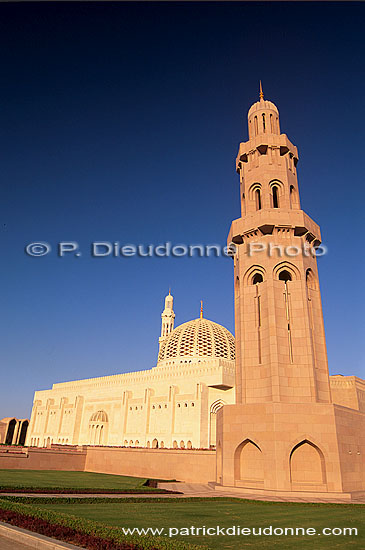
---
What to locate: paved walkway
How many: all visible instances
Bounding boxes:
[0,535,34,549]
[0,522,83,550]
[159,482,365,503]
[1,482,364,503]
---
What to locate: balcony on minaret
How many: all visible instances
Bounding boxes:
[228,209,322,249]
[236,134,298,175]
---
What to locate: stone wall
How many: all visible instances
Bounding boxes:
[0,445,216,484]
[84,447,216,483]
[0,446,87,471]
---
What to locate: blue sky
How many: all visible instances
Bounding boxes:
[1,2,364,419]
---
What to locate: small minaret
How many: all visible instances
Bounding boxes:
[159,290,175,350]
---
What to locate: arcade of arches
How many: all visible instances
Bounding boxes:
[0,418,29,446]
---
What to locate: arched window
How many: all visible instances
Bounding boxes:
[279,270,292,282]
[254,116,258,135]
[270,114,273,133]
[272,185,279,208]
[306,269,318,291]
[255,189,262,210]
[262,113,266,132]
[252,273,263,285]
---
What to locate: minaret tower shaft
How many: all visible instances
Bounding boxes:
[229,85,331,405]
[159,291,175,351]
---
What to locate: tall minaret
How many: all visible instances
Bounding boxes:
[229,84,331,405]
[159,291,175,351]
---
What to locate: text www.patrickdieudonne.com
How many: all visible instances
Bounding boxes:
[121,525,358,537]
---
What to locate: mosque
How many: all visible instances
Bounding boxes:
[23,296,236,449]
[3,85,364,499]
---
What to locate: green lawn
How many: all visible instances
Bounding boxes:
[33,498,363,549]
[0,469,148,489]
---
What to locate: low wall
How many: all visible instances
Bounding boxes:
[0,447,87,471]
[0,446,216,483]
[84,447,216,483]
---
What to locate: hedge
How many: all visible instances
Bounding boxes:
[0,487,179,494]
[0,495,238,505]
[0,498,204,550]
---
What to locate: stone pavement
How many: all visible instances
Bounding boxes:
[159,482,365,503]
[0,522,82,550]
[0,535,33,549]
[0,482,364,503]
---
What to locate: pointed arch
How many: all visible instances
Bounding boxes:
[290,439,326,485]
[18,421,29,446]
[234,439,264,485]
[209,400,226,448]
[243,265,266,286]
[290,185,299,209]
[5,419,17,445]
[249,183,262,211]
[273,261,301,281]
[269,180,284,208]
[306,268,318,290]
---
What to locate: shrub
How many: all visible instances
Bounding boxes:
[0,487,180,494]
[0,498,203,550]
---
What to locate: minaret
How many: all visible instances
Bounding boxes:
[159,290,175,351]
[216,86,363,496]
[229,84,331,404]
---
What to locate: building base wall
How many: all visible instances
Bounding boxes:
[216,402,365,494]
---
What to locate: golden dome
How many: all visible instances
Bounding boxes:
[158,318,235,364]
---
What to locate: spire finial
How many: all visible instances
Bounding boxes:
[168,287,171,295]
[200,300,203,319]
[259,80,264,101]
